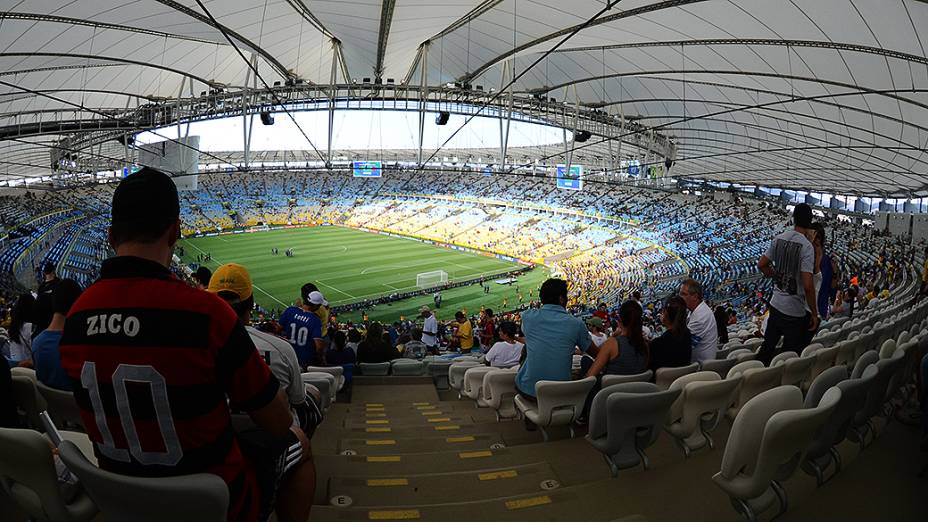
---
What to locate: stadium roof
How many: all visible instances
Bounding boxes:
[1,0,927,195]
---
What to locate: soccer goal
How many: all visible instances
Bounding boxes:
[416,270,448,288]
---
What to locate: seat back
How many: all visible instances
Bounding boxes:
[654,363,698,390]
[534,377,596,427]
[426,361,452,390]
[769,351,798,366]
[58,440,228,522]
[878,339,897,359]
[668,372,737,433]
[857,350,904,423]
[300,372,335,409]
[462,367,495,399]
[303,366,345,390]
[779,356,815,388]
[0,428,94,522]
[482,370,517,416]
[734,366,785,410]
[601,370,653,387]
[806,347,838,385]
[851,351,879,379]
[833,340,857,368]
[726,360,764,379]
[699,358,737,379]
[10,376,47,430]
[802,366,858,459]
[800,343,824,358]
[589,382,680,462]
[391,360,425,376]
[448,362,480,389]
[34,382,82,429]
[359,362,391,376]
[727,349,757,363]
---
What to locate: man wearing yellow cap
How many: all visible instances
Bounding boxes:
[208,263,320,522]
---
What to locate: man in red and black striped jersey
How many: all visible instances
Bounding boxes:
[59,168,313,522]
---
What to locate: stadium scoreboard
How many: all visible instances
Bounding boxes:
[353,161,383,177]
[556,164,583,190]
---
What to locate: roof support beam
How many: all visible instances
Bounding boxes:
[0,12,221,45]
[427,0,504,42]
[154,0,292,80]
[375,0,397,79]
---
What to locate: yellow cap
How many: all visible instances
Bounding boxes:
[207,263,253,301]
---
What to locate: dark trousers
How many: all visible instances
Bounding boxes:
[757,306,812,366]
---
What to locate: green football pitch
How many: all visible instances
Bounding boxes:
[179,226,549,323]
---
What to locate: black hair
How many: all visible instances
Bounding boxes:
[484,308,494,317]
[539,278,568,305]
[662,296,688,338]
[332,330,347,351]
[793,203,813,229]
[52,279,82,316]
[498,321,518,338]
[216,290,254,320]
[9,293,35,344]
[619,300,648,356]
[713,305,729,344]
[455,311,466,320]
[194,266,212,287]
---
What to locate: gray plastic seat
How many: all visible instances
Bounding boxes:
[391,360,425,376]
[601,370,653,387]
[585,382,681,475]
[477,369,518,420]
[803,346,838,391]
[515,377,596,441]
[426,360,452,390]
[303,365,345,391]
[58,440,228,522]
[449,361,482,397]
[848,350,905,448]
[34,382,82,430]
[727,349,758,363]
[833,340,857,369]
[775,355,815,388]
[851,351,879,379]
[300,372,334,410]
[665,371,741,457]
[878,339,897,359]
[654,363,699,390]
[802,365,875,486]
[769,351,798,366]
[712,385,841,521]
[700,358,738,379]
[10,375,48,430]
[0,428,97,522]
[359,362,391,376]
[726,363,784,421]
[462,366,497,401]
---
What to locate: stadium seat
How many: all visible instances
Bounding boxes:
[585,382,681,475]
[601,370,653,387]
[851,351,879,379]
[726,363,784,421]
[878,339,897,359]
[359,362,391,376]
[804,346,838,391]
[391,360,426,376]
[801,366,858,486]
[712,386,841,521]
[654,363,698,390]
[58,440,228,522]
[699,358,738,379]
[477,369,518,420]
[303,366,345,391]
[848,350,905,448]
[34,382,82,430]
[727,349,758,363]
[426,360,452,390]
[449,362,481,397]
[462,366,497,402]
[301,372,335,410]
[771,353,815,388]
[0,428,97,522]
[9,376,47,431]
[515,377,596,441]
[833,340,857,369]
[665,371,741,457]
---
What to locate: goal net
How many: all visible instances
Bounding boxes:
[416,270,448,289]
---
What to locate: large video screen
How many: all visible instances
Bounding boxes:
[556,164,583,190]
[352,161,382,177]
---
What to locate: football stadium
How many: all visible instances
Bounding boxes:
[0,1,927,521]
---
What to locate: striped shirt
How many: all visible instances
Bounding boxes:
[59,256,279,522]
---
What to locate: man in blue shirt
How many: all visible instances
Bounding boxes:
[32,278,82,391]
[278,284,326,368]
[516,278,592,401]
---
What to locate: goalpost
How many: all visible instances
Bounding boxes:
[416,270,448,289]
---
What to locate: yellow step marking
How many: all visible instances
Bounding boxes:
[367,478,409,487]
[426,417,451,423]
[434,425,460,431]
[505,496,552,510]
[366,420,390,425]
[368,509,420,520]
[366,403,384,407]
[416,405,437,410]
[366,427,392,433]
[478,470,518,481]
[459,450,493,459]
[367,456,401,463]
[365,413,387,417]
[412,402,430,406]
[446,436,475,443]
[366,407,385,412]
[366,439,396,445]
[420,411,442,416]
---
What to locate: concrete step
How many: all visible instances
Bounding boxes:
[325,462,560,507]
[337,433,504,455]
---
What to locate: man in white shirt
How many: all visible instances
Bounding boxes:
[420,305,439,354]
[756,203,818,365]
[679,278,718,363]
[484,321,523,368]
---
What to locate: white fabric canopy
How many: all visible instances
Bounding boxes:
[0,0,926,193]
